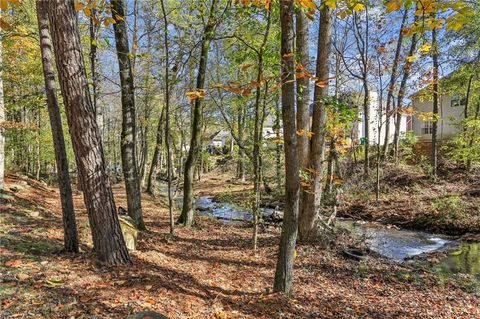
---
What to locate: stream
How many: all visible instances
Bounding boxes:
[194,196,480,280]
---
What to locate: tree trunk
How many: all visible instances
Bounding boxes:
[296,9,310,218]
[393,27,418,159]
[431,24,439,178]
[252,11,271,251]
[0,24,4,192]
[160,0,174,235]
[363,84,370,177]
[298,5,332,243]
[178,0,219,227]
[36,0,79,253]
[110,0,145,230]
[48,0,131,265]
[274,0,299,297]
[382,9,408,157]
[146,106,165,195]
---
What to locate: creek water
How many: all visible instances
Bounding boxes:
[194,196,480,279]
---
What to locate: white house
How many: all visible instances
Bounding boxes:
[411,93,465,141]
[357,91,409,145]
[210,130,231,148]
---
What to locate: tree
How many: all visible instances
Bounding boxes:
[48,0,131,265]
[298,3,333,243]
[36,0,79,253]
[382,8,408,157]
[110,0,145,230]
[431,12,439,178]
[178,0,220,226]
[0,16,4,193]
[274,0,299,297]
[296,5,310,218]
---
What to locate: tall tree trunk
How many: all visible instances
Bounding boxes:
[467,100,480,171]
[382,8,408,156]
[363,83,370,177]
[464,74,474,122]
[252,11,271,251]
[110,0,145,230]
[393,25,418,159]
[296,8,310,219]
[36,109,41,180]
[89,8,99,119]
[146,102,165,195]
[274,0,299,297]
[36,0,79,253]
[178,0,219,227]
[48,0,131,265]
[0,20,4,192]
[298,5,332,243]
[431,24,439,178]
[160,0,174,235]
[275,97,282,190]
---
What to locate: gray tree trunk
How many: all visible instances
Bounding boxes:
[36,0,79,253]
[48,0,131,265]
[110,0,145,230]
[274,0,299,297]
[296,9,310,216]
[178,0,219,227]
[298,5,332,243]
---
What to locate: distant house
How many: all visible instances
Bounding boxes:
[210,130,231,148]
[411,93,466,141]
[355,91,409,145]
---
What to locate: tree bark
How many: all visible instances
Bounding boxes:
[0,14,4,192]
[36,0,79,253]
[252,11,271,251]
[48,0,131,265]
[298,5,332,243]
[382,9,408,156]
[178,0,219,226]
[274,0,299,297]
[393,27,418,159]
[110,0,145,230]
[431,24,439,178]
[296,9,310,218]
[146,106,165,195]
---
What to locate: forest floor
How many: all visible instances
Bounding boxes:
[1,172,480,318]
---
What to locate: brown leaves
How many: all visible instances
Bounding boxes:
[4,259,22,268]
[186,90,205,101]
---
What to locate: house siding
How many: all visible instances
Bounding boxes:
[412,94,464,141]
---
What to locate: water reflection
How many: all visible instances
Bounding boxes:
[336,219,451,261]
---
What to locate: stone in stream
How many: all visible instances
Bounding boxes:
[118,215,139,251]
[127,311,169,319]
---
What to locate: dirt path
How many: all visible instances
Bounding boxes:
[1,173,479,318]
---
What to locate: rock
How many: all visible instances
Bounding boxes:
[9,184,24,193]
[127,311,168,319]
[0,193,15,203]
[464,189,480,197]
[119,215,139,251]
[27,210,40,218]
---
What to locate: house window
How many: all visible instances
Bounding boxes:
[421,121,433,134]
[451,94,466,108]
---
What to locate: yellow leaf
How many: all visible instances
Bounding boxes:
[84,8,91,17]
[419,44,431,54]
[352,3,365,11]
[386,0,402,13]
[324,0,337,9]
[74,2,84,10]
[406,55,418,63]
[297,0,316,10]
